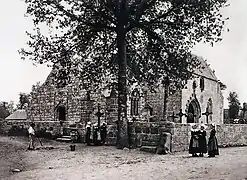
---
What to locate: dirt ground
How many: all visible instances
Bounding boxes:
[0,136,247,180]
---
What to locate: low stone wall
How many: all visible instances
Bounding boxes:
[0,119,118,144]
[172,124,247,152]
[172,124,190,152]
[129,121,175,149]
[0,120,86,141]
[1,120,247,152]
[216,124,247,147]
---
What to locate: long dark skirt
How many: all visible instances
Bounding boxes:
[189,138,200,154]
[199,131,207,153]
[85,127,91,145]
[208,136,219,156]
[86,131,91,145]
[189,131,200,154]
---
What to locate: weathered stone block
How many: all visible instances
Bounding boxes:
[150,127,158,134]
[135,126,142,133]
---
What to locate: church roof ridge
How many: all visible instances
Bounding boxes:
[191,54,219,82]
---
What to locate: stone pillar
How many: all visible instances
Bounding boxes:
[156,131,172,154]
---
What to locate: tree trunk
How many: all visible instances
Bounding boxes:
[163,82,169,120]
[116,13,128,149]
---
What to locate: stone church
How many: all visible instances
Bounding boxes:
[26,55,225,136]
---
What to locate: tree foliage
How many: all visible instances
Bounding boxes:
[20,0,228,89]
[227,91,240,119]
[20,0,229,148]
[0,102,10,119]
[17,93,30,110]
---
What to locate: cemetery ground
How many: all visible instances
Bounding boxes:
[0,136,247,180]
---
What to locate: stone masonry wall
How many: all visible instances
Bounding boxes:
[166,90,182,122]
[172,123,247,152]
[105,122,247,152]
[2,119,247,152]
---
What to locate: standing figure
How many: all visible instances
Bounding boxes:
[93,123,101,146]
[189,124,200,157]
[59,120,64,136]
[208,123,219,157]
[100,122,107,145]
[198,124,207,157]
[28,123,36,150]
[85,122,92,145]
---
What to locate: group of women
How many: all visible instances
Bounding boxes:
[189,123,219,158]
[85,122,107,146]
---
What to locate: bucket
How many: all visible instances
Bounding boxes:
[70,145,76,151]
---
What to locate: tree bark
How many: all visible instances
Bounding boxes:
[163,81,169,120]
[116,7,128,149]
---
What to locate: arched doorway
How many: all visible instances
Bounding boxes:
[57,105,66,121]
[186,99,201,123]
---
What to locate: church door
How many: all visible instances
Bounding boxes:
[57,106,66,121]
[186,99,201,123]
[187,104,195,123]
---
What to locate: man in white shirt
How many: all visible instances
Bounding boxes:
[28,123,35,150]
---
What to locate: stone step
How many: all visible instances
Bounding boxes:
[62,136,72,139]
[56,137,72,142]
[141,140,159,147]
[140,146,157,153]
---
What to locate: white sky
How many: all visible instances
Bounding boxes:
[0,0,246,108]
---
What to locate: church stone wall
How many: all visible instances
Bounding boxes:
[181,77,224,124]
[166,90,182,122]
[130,87,182,123]
[145,89,165,120]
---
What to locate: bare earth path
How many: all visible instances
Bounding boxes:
[0,136,247,180]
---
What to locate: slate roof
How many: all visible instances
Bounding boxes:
[5,110,27,120]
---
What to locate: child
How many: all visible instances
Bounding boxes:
[28,123,35,150]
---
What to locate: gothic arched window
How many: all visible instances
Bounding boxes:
[131,89,140,116]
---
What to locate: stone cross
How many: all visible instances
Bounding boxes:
[202,107,213,124]
[169,112,178,122]
[176,109,187,123]
[95,104,104,127]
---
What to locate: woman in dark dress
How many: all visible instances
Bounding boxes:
[189,124,200,157]
[100,122,107,145]
[85,122,92,145]
[198,124,207,157]
[208,123,219,157]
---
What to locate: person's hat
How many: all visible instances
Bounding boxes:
[190,123,198,131]
[200,124,206,129]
